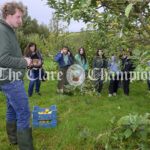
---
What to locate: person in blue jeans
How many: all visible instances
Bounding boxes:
[0,2,34,150]
[24,42,43,97]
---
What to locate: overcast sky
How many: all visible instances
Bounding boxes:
[0,0,87,32]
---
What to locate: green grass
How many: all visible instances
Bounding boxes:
[0,60,150,150]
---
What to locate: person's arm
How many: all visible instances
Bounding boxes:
[33,51,43,68]
[0,30,27,68]
[75,54,80,64]
[103,59,107,69]
[55,52,63,62]
[68,55,74,65]
[85,58,89,70]
[36,51,43,65]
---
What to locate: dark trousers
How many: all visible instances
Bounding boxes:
[109,74,120,94]
[122,73,130,95]
[94,79,103,93]
[58,66,69,90]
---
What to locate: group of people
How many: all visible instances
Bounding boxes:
[24,44,141,98]
[55,46,89,94]
[0,1,150,150]
[55,46,150,97]
[23,43,137,98]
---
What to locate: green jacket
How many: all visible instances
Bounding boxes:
[75,54,89,70]
[0,19,27,85]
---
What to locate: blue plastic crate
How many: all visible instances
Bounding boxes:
[32,105,57,128]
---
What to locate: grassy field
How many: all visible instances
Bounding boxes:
[0,59,150,150]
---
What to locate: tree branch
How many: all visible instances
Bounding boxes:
[134,5,150,36]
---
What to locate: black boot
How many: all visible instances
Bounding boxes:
[17,128,34,150]
[6,121,17,145]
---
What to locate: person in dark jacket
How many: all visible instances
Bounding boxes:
[24,42,43,97]
[55,46,74,94]
[0,2,34,150]
[93,48,107,96]
[121,50,135,96]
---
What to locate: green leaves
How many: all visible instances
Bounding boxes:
[81,0,91,7]
[87,0,91,6]
[81,0,85,6]
[72,9,80,20]
[46,0,150,51]
[125,3,133,18]
[124,129,132,139]
[96,113,150,149]
[117,115,130,126]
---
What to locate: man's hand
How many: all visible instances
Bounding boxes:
[24,57,32,68]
